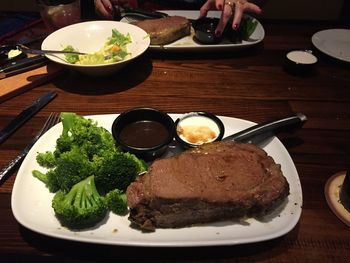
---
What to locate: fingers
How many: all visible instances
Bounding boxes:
[215,2,234,36]
[199,0,216,18]
[244,2,262,15]
[215,0,225,10]
[231,1,244,29]
[231,2,262,29]
[95,0,114,20]
[199,0,263,36]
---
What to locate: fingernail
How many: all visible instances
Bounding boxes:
[233,24,239,30]
[215,30,222,37]
[217,4,223,10]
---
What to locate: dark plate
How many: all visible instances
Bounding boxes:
[0,44,27,65]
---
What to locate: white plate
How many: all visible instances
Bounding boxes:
[123,10,265,52]
[312,29,350,63]
[41,21,150,76]
[11,114,302,247]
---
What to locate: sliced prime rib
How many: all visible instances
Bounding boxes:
[126,141,290,231]
[133,16,191,45]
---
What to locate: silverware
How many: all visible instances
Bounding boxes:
[223,113,307,143]
[16,44,87,56]
[0,91,57,145]
[0,112,60,185]
[0,55,48,79]
[16,45,114,61]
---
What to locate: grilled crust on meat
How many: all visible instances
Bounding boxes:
[126,141,290,231]
[133,16,191,45]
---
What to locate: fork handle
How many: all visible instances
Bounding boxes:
[20,47,86,56]
[0,151,26,184]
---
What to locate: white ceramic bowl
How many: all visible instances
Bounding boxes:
[41,20,150,76]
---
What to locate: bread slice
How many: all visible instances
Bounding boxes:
[133,16,191,45]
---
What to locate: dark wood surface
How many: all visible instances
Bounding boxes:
[0,19,350,261]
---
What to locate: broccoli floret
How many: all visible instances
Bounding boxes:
[36,151,56,168]
[123,152,148,175]
[54,148,95,192]
[94,152,140,194]
[52,175,107,229]
[105,188,128,215]
[32,169,60,193]
[57,112,118,159]
[54,136,72,157]
[34,147,95,193]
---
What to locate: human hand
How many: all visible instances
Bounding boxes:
[94,0,131,20]
[200,0,262,36]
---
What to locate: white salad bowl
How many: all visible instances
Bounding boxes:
[41,20,150,76]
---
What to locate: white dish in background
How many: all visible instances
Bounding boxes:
[11,114,302,247]
[122,10,265,52]
[41,21,150,76]
[312,29,350,63]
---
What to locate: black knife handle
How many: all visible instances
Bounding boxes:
[0,91,57,145]
[223,113,307,143]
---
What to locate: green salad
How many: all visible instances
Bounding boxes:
[63,29,132,65]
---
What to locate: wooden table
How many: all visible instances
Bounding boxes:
[0,19,349,261]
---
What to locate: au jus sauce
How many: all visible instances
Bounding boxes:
[119,120,169,148]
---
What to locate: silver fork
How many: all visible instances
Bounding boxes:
[0,113,60,184]
[17,44,114,61]
[16,44,87,56]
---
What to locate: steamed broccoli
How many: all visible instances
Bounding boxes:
[52,175,107,229]
[32,112,122,193]
[54,148,95,192]
[32,169,60,193]
[33,146,95,192]
[55,112,118,159]
[124,152,148,175]
[33,112,148,229]
[94,151,147,194]
[36,151,56,168]
[104,188,128,215]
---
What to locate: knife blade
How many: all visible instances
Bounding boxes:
[0,55,48,79]
[0,91,57,145]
